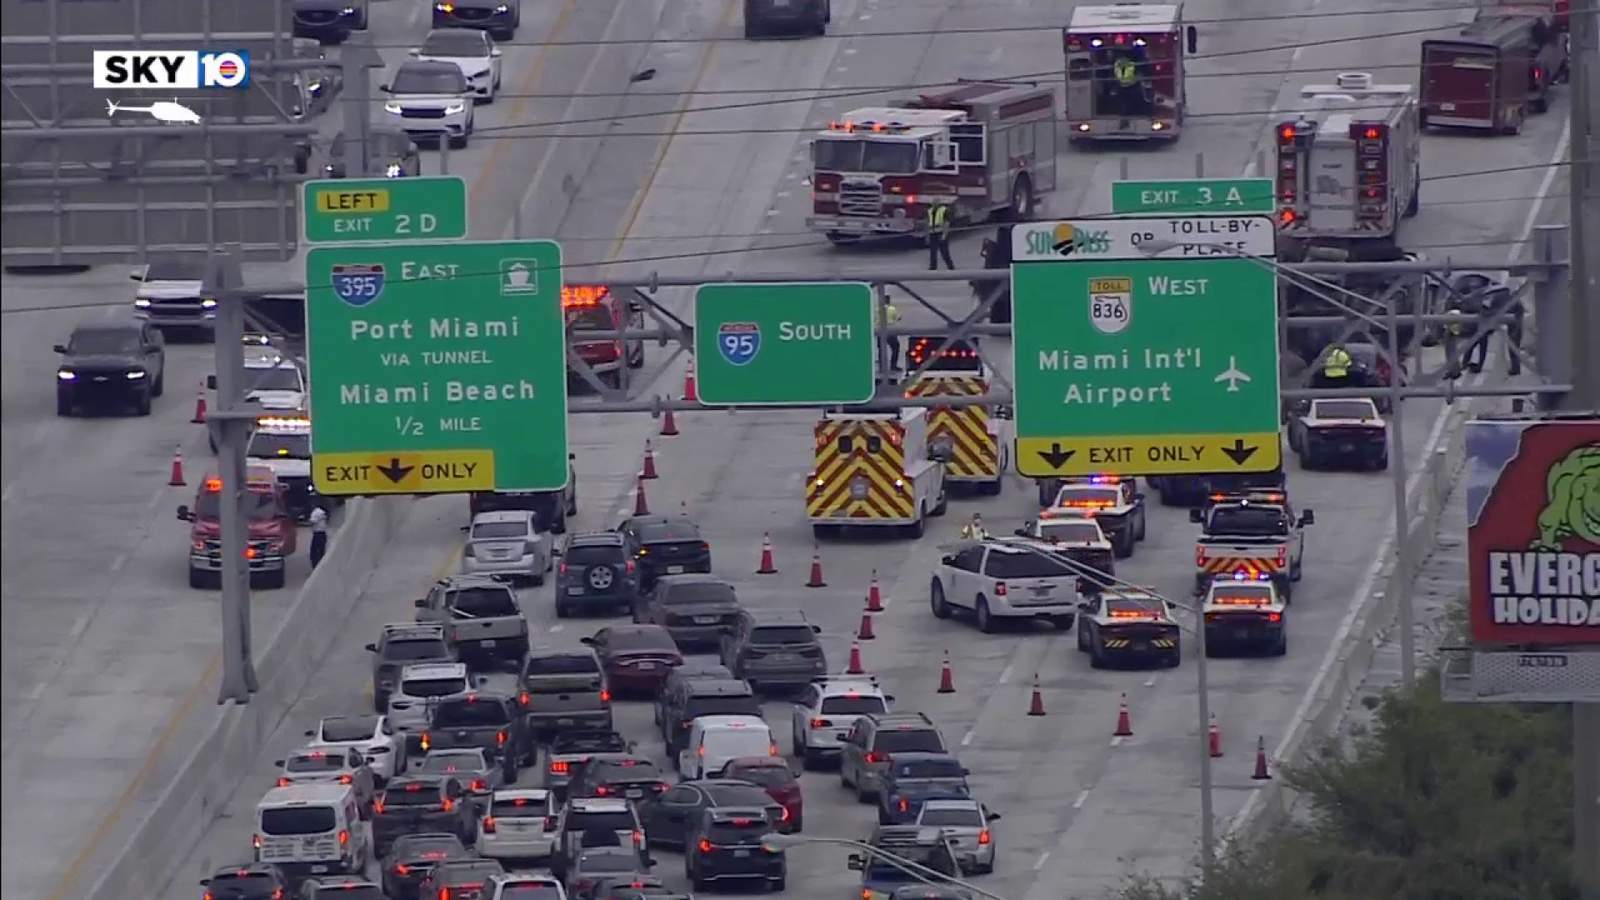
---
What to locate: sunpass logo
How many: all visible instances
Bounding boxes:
[93,50,251,90]
[1020,222,1112,258]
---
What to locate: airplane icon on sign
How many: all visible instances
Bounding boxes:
[1214,356,1251,392]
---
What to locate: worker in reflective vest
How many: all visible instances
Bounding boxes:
[882,301,902,372]
[927,202,955,271]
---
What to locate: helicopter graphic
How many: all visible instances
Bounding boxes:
[105,98,202,125]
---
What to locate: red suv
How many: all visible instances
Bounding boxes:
[564,285,644,390]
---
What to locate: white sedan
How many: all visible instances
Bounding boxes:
[304,713,405,782]
[411,28,502,103]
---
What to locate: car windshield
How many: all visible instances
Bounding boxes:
[1316,400,1377,419]
[394,835,465,857]
[194,487,278,520]
[919,806,984,827]
[748,625,814,645]
[564,545,622,566]
[385,639,448,661]
[145,259,205,280]
[433,699,510,727]
[421,751,486,774]
[420,31,487,55]
[820,694,887,715]
[526,654,600,675]
[566,307,613,331]
[553,732,626,753]
[320,716,378,742]
[590,759,659,780]
[894,759,964,779]
[490,796,548,817]
[472,521,529,539]
[248,432,310,459]
[287,753,347,773]
[578,850,638,873]
[813,138,920,174]
[985,551,1075,579]
[1106,597,1168,617]
[1037,520,1101,544]
[400,676,466,697]
[865,843,951,879]
[208,872,277,892]
[706,817,769,843]
[383,784,444,807]
[1059,487,1121,506]
[69,329,141,354]
[448,587,518,617]
[392,65,463,93]
[661,582,736,606]
[569,811,637,831]
[874,730,943,753]
[260,807,335,834]
[638,522,702,544]
[608,628,677,652]
[687,696,757,717]
[708,730,773,758]
[244,365,301,393]
[1208,506,1289,535]
[724,764,793,787]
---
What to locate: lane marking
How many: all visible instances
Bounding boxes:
[1143,675,1156,687]
[1072,790,1090,809]
[998,663,1014,685]
[2,481,14,503]
[1033,850,1051,870]
[471,0,582,208]
[69,612,91,638]
[1110,735,1124,747]
[26,682,45,701]
[960,729,975,747]
[549,624,564,633]
[110,552,128,573]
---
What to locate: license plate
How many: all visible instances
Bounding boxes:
[636,662,657,670]
[1340,443,1355,452]
[694,616,719,625]
[481,639,497,649]
[835,731,850,740]
[568,587,584,595]
[557,717,575,726]
[310,864,329,873]
[734,848,752,857]
[667,565,685,574]
[626,788,643,798]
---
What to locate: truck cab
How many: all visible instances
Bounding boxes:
[564,284,645,391]
[1063,3,1197,142]
[178,467,299,590]
[1190,491,1313,600]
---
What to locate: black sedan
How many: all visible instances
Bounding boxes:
[617,516,712,591]
[636,780,783,850]
[380,832,472,900]
[433,0,520,40]
[199,863,288,900]
[632,574,742,648]
[568,755,672,804]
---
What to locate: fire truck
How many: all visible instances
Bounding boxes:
[1063,3,1197,142]
[1274,72,1422,248]
[563,284,644,390]
[806,408,948,539]
[1420,12,1566,133]
[177,467,298,590]
[901,336,1011,495]
[806,80,1057,244]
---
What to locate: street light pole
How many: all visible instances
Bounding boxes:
[1195,595,1215,872]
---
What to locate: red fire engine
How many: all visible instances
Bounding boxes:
[1063,3,1197,142]
[563,284,644,390]
[806,80,1057,244]
[1421,11,1566,133]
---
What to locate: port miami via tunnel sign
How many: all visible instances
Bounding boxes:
[1009,216,1282,477]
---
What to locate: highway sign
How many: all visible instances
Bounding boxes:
[1110,178,1275,216]
[1009,216,1281,477]
[306,240,567,495]
[693,282,876,405]
[302,176,468,244]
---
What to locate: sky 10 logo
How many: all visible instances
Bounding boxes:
[92,50,251,90]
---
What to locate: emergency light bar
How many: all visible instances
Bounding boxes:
[256,416,310,432]
[1107,608,1162,619]
[1220,571,1274,583]
[829,119,913,134]
[1212,594,1273,606]
[562,284,610,308]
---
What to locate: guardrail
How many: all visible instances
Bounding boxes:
[85,495,410,900]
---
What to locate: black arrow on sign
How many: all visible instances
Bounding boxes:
[1037,442,1077,470]
[377,457,415,484]
[1221,439,1258,466]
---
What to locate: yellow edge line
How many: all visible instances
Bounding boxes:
[471,0,583,207]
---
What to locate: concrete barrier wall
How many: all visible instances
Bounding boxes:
[85,496,410,900]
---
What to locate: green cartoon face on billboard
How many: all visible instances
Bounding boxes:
[1535,443,1600,550]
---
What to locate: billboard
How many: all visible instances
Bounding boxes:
[1466,418,1600,646]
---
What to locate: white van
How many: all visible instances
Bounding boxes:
[677,715,779,780]
[254,783,368,877]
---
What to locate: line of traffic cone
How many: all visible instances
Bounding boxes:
[1208,714,1224,758]
[659,406,679,437]
[856,611,876,641]
[1113,693,1133,737]
[845,641,865,675]
[640,440,659,479]
[864,570,884,612]
[1027,675,1046,716]
[633,475,650,516]
[937,651,955,694]
[682,357,698,402]
[756,533,777,574]
[190,381,207,424]
[168,445,187,486]
[805,547,827,588]
[1252,735,1272,780]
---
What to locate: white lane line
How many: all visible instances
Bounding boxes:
[1072,789,1090,809]
[147,487,165,512]
[1,482,14,503]
[998,663,1014,684]
[1143,675,1156,687]
[775,191,791,199]
[1033,851,1051,870]
[766,208,780,217]
[960,729,975,747]
[1110,735,1124,747]
[860,13,872,20]
[1511,120,1570,252]
[111,552,128,573]
[614,506,630,517]
[69,613,92,639]
[25,682,45,701]
[549,624,564,633]
[843,47,858,55]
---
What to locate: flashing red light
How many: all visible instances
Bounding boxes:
[1363,126,1382,140]
[561,285,611,308]
[1278,124,1296,143]
[482,816,497,833]
[1279,209,1298,225]
[698,838,714,854]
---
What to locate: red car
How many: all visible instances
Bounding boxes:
[716,756,803,832]
[581,625,683,697]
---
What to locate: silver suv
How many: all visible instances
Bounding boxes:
[365,622,454,713]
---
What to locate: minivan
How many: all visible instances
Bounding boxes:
[253,783,368,879]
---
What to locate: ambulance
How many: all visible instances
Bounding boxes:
[806,409,948,539]
[900,336,1010,495]
[1063,3,1197,142]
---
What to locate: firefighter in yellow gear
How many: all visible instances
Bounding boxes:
[882,301,902,372]
[1113,56,1139,86]
[1323,346,1352,378]
[960,512,988,540]
[927,203,955,271]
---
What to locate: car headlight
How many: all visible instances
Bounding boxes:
[385,163,404,177]
[472,69,491,79]
[384,101,403,114]
[57,370,76,381]
[342,5,356,13]
[125,370,147,380]
[445,101,466,114]
[200,298,218,309]
[436,2,454,10]
[495,3,508,10]
[134,298,152,308]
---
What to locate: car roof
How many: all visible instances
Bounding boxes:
[868,712,934,726]
[398,59,463,76]
[816,679,885,697]
[686,679,755,696]
[871,825,948,845]
[71,321,143,336]
[382,622,446,637]
[318,713,380,731]
[745,608,810,624]
[887,751,960,764]
[260,783,354,805]
[209,862,282,877]
[471,510,535,525]
[620,514,672,529]
[437,573,511,589]
[491,788,551,802]
[920,797,982,810]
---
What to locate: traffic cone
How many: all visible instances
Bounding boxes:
[937,651,955,694]
[682,357,698,402]
[659,406,680,437]
[856,611,876,641]
[190,381,207,424]
[1027,675,1046,716]
[865,570,884,612]
[168,445,186,486]
[640,440,658,479]
[806,547,826,588]
[1113,693,1133,737]
[845,641,865,675]
[1252,736,1272,780]
[633,476,650,516]
[1208,714,1224,758]
[756,533,777,574]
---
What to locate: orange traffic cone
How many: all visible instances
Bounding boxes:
[1027,675,1046,716]
[633,476,650,516]
[857,611,876,641]
[190,381,208,424]
[845,641,865,675]
[683,357,698,402]
[1208,714,1224,758]
[937,651,955,694]
[865,570,884,612]
[640,440,658,479]
[659,406,680,437]
[756,533,777,574]
[806,547,826,588]
[1113,693,1133,737]
[1252,735,1272,780]
[168,445,187,486]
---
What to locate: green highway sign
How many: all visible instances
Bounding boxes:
[1110,178,1275,216]
[306,240,567,495]
[302,176,468,244]
[1009,216,1282,477]
[693,282,877,406]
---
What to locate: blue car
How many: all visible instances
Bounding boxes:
[875,753,971,825]
[851,826,970,900]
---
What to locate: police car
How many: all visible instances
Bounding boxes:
[1045,476,1146,558]
[1076,589,1180,668]
[1015,512,1115,591]
[1202,573,1288,656]
[247,415,318,521]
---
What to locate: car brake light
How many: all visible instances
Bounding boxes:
[899,798,909,812]
[698,838,713,854]
[994,581,1008,597]
[600,690,612,703]
[277,777,291,787]
[545,815,558,831]
[558,562,568,576]
[470,778,487,791]
[1195,546,1207,566]
[550,760,569,773]
[633,829,644,847]
[769,743,781,757]
[440,889,450,900]
[338,829,349,845]
[373,800,385,814]
[978,828,992,845]
[810,718,831,728]
[395,864,411,876]
[204,893,214,900]
[595,785,610,796]
[497,730,508,746]
[252,834,262,849]
[1275,546,1287,566]
[519,691,531,707]
[626,560,635,573]
[483,816,497,833]
[339,774,353,785]
[865,752,888,764]
[441,797,455,812]
[420,732,431,751]
[702,542,711,552]
[1267,612,1283,623]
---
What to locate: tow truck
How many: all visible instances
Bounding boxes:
[807,408,948,539]
[1202,573,1288,656]
[1042,475,1146,558]
[1421,10,1565,133]
[246,414,321,521]
[1190,491,1313,600]
[563,284,644,390]
[806,80,1057,243]
[1063,3,1198,142]
[1274,72,1421,250]
[1287,397,1390,470]
[900,336,1011,495]
[177,467,299,589]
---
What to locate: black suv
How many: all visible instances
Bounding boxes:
[557,531,639,617]
[684,807,786,891]
[617,515,711,591]
[380,832,473,900]
[719,608,826,690]
[199,863,288,899]
[658,678,761,757]
[633,574,742,648]
[421,691,531,772]
[365,623,455,713]
[54,320,166,416]
[372,777,475,857]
